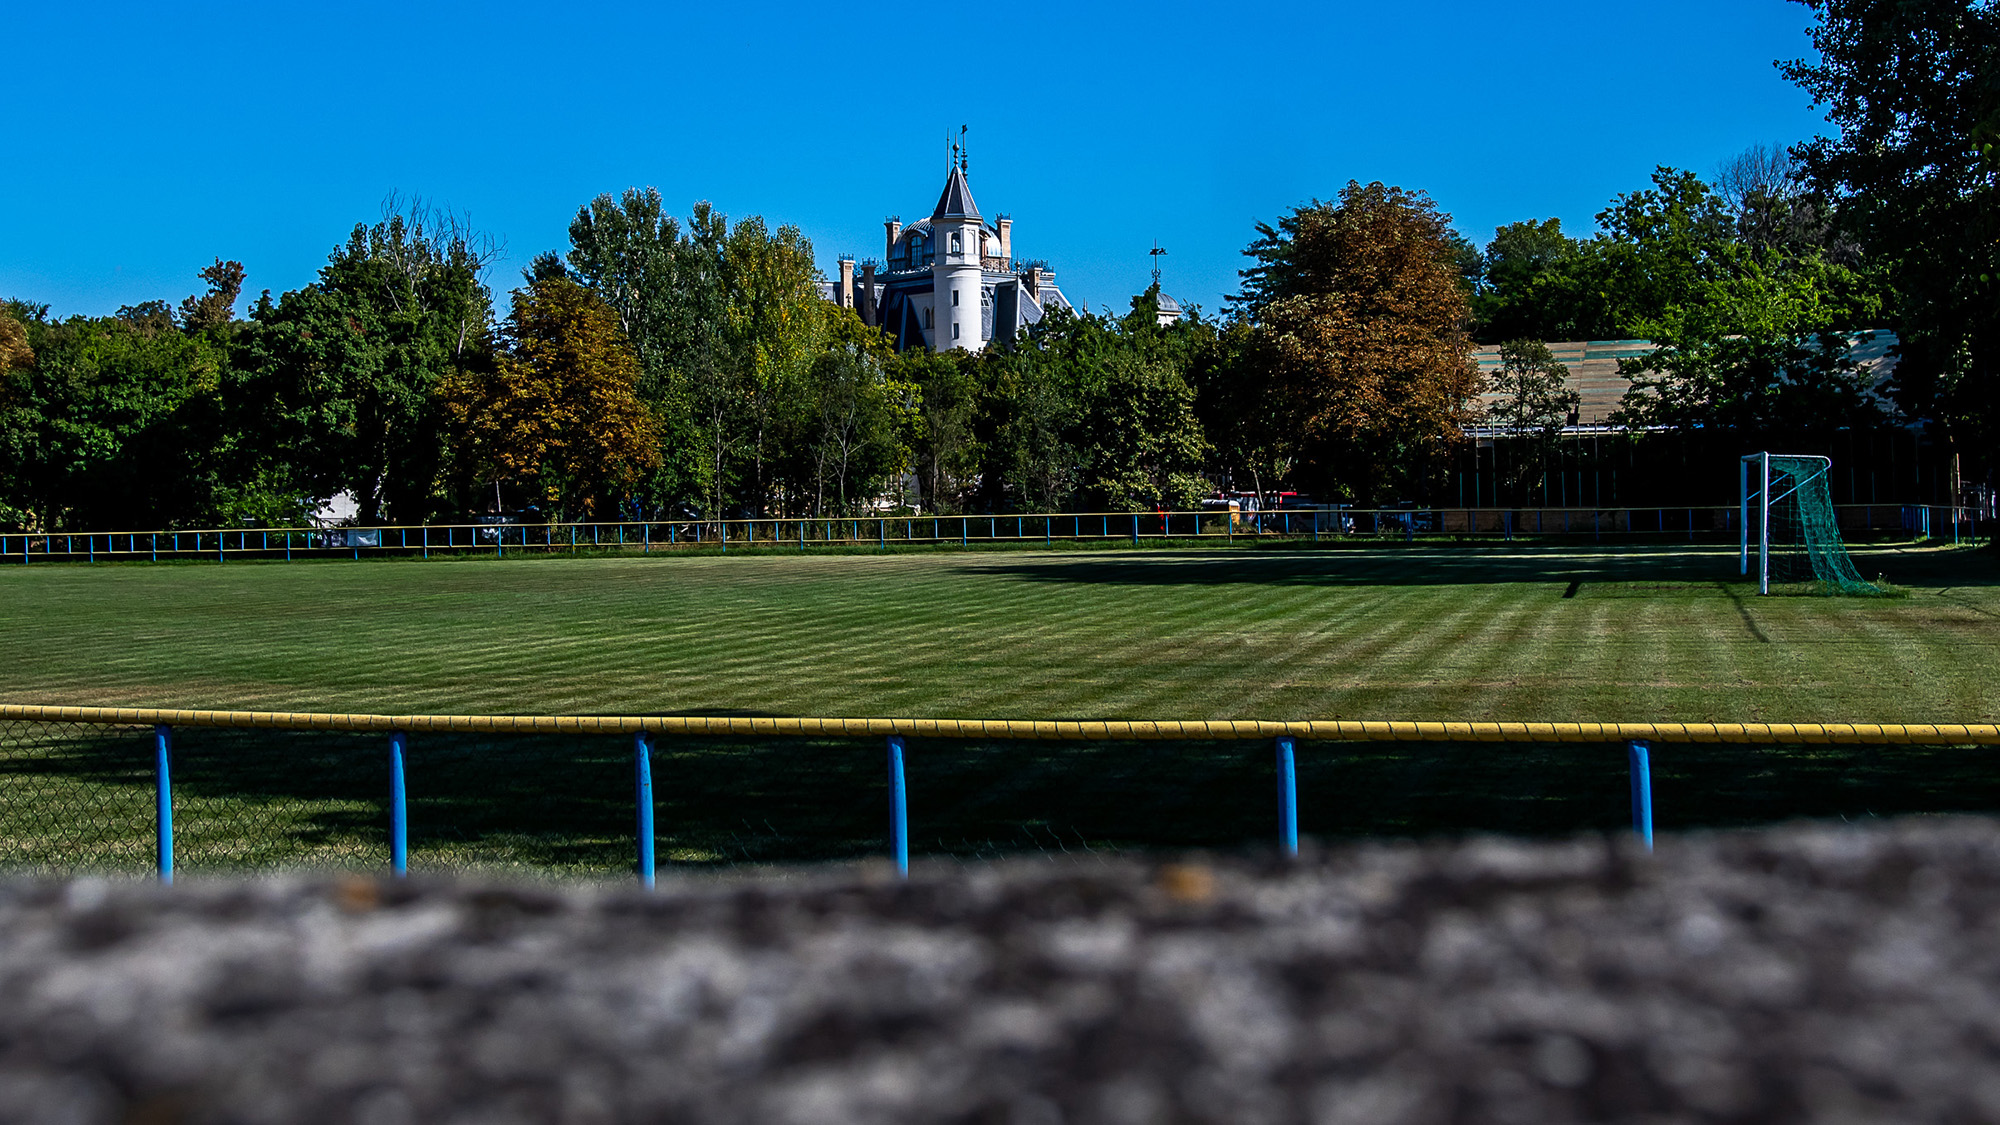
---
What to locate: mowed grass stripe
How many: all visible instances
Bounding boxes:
[0,545,1992,722]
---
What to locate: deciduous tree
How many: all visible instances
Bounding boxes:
[1484,339,1579,502]
[440,276,659,519]
[1236,182,1480,504]
[1783,0,2000,487]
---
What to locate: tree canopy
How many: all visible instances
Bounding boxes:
[1228,182,1480,504]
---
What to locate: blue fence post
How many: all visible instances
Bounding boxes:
[389,731,409,876]
[1627,740,1653,851]
[154,725,173,884]
[887,735,908,878]
[1276,735,1298,857]
[636,730,656,887]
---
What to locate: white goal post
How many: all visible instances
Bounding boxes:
[1740,452,1833,596]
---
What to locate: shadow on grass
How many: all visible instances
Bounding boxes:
[7,722,2000,876]
[964,542,1999,592]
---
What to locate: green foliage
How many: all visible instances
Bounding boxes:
[564,189,727,512]
[1601,168,1887,437]
[976,303,1210,512]
[236,205,497,523]
[564,193,856,518]
[1470,218,1619,343]
[0,307,232,531]
[1484,339,1578,502]
[1784,0,2000,483]
[897,348,982,514]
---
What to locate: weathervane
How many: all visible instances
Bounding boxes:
[1150,241,1167,289]
[946,125,970,175]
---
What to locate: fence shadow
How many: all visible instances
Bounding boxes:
[8,723,2000,876]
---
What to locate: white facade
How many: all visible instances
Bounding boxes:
[826,162,1076,353]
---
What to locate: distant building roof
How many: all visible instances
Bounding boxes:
[931,167,981,222]
[1468,332,1900,434]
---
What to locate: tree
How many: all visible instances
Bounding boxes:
[440,275,660,519]
[178,259,245,334]
[1186,316,1288,501]
[1483,339,1579,502]
[976,303,1210,513]
[1602,168,1886,438]
[238,200,499,522]
[0,308,30,373]
[1235,182,1481,504]
[562,193,836,519]
[797,327,916,516]
[1782,0,2000,488]
[897,348,981,514]
[564,189,726,513]
[0,305,233,530]
[1470,219,1621,343]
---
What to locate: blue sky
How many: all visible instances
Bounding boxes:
[2,1,1830,322]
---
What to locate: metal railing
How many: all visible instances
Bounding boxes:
[0,505,1984,563]
[4,704,1995,882]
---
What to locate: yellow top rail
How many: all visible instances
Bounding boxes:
[2,705,1995,744]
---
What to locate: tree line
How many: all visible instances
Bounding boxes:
[1,0,1991,530]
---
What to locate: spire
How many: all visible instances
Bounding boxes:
[931,164,982,222]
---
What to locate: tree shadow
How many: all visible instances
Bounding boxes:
[962,542,1999,591]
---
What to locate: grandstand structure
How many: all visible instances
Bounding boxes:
[1464,331,1902,436]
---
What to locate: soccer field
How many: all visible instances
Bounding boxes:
[2,541,1996,872]
[0,541,1992,722]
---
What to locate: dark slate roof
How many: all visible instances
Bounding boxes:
[931,167,982,222]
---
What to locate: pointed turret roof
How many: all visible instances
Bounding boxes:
[931,166,982,222]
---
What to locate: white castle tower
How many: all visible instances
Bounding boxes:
[932,161,985,352]
[824,134,1078,353]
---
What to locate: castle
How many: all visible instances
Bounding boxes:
[825,155,1077,353]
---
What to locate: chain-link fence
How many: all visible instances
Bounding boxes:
[5,712,1999,880]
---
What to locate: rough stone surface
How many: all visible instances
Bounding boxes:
[5,819,2000,1123]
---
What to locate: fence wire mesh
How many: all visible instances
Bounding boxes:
[6,718,2000,878]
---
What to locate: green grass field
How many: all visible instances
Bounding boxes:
[2,540,1995,874]
[0,540,1993,720]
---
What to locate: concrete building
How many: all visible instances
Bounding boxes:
[825,157,1076,353]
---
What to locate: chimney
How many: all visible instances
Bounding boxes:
[859,262,878,326]
[1025,266,1042,301]
[837,257,855,309]
[996,216,1012,264]
[884,217,902,260]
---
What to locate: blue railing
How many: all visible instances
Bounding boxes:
[0,504,1980,563]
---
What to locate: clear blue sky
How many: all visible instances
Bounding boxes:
[2,1,1830,322]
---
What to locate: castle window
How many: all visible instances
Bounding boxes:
[953,323,960,339]
[924,307,934,329]
[951,289,959,307]
[949,231,962,255]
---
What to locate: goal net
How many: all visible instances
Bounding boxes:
[1740,453,1879,596]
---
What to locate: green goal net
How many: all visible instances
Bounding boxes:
[1741,453,1880,596]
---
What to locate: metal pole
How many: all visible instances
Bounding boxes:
[1627,740,1653,851]
[389,731,408,877]
[636,731,656,887]
[887,735,908,878]
[1759,453,1771,595]
[1739,458,1749,574]
[154,725,173,883]
[1276,736,1298,857]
